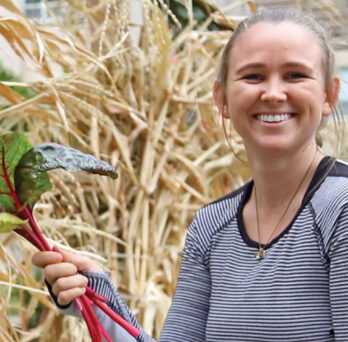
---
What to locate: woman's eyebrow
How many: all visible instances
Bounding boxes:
[234,61,314,74]
[282,62,314,72]
[235,63,265,74]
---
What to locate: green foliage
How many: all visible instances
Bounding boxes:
[0,213,27,232]
[15,142,118,208]
[21,143,119,178]
[169,0,219,32]
[0,67,35,100]
[0,133,118,213]
[26,294,44,329]
[0,133,33,212]
[15,146,52,210]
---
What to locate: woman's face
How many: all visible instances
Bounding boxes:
[214,22,339,156]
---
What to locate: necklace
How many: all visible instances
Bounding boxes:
[254,150,318,260]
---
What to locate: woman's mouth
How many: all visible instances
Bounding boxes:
[255,113,293,123]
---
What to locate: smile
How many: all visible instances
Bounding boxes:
[255,113,293,123]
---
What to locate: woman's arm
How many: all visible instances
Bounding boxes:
[32,215,211,342]
[68,216,211,342]
[159,217,211,341]
[328,204,348,341]
[32,248,155,342]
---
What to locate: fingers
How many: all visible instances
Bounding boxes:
[52,273,88,306]
[52,246,102,273]
[52,274,88,295]
[56,286,87,306]
[31,247,103,307]
[44,262,78,286]
[32,248,101,273]
[32,251,63,268]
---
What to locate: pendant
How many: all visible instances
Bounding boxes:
[255,247,266,260]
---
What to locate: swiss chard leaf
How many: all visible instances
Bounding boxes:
[14,153,52,209]
[0,133,32,212]
[15,143,118,208]
[0,213,27,232]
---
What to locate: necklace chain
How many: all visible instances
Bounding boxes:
[254,150,318,260]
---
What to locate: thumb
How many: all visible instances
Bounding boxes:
[52,245,101,272]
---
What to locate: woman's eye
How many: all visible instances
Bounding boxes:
[286,73,307,79]
[243,74,263,81]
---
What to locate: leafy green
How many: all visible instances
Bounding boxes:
[15,142,117,208]
[18,143,118,176]
[14,151,52,209]
[0,133,117,212]
[0,133,32,212]
[0,213,27,232]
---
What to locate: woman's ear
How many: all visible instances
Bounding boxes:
[213,81,230,119]
[323,76,340,117]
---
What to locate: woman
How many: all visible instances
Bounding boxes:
[32,7,348,341]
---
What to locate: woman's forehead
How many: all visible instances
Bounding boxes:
[229,21,323,69]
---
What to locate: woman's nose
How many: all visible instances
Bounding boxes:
[260,77,287,102]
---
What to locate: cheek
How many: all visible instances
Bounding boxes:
[227,106,249,137]
[226,84,259,109]
[290,83,326,109]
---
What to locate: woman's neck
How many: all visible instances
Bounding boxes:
[247,144,322,210]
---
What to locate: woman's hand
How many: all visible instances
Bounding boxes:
[32,246,102,306]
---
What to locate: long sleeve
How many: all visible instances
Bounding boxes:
[54,271,156,342]
[52,214,211,342]
[328,203,348,341]
[83,214,211,342]
[159,217,211,341]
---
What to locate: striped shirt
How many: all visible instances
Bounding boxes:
[63,156,348,341]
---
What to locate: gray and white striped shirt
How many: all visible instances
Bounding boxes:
[63,156,348,341]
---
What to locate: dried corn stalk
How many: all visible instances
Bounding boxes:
[0,0,345,341]
[0,1,252,340]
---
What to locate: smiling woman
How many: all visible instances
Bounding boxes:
[32,7,348,342]
[214,20,339,158]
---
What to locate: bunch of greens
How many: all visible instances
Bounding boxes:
[0,133,140,342]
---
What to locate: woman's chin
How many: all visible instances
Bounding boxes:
[246,138,300,157]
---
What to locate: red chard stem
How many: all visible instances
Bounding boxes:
[14,227,45,251]
[80,294,103,342]
[86,287,108,302]
[0,134,129,342]
[74,297,84,312]
[22,206,51,251]
[91,297,140,338]
[1,146,22,210]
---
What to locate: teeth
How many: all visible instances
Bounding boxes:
[257,114,291,123]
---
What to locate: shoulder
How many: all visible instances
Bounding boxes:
[311,158,348,211]
[196,181,249,227]
[331,158,348,175]
[310,158,348,245]
[185,182,250,257]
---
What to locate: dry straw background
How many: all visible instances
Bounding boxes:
[0,0,346,341]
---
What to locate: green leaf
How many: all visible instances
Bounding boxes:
[0,213,27,232]
[0,133,32,212]
[15,143,117,208]
[14,154,52,209]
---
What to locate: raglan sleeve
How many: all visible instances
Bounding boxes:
[158,213,211,342]
[328,202,348,341]
[52,213,211,342]
[51,270,156,342]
